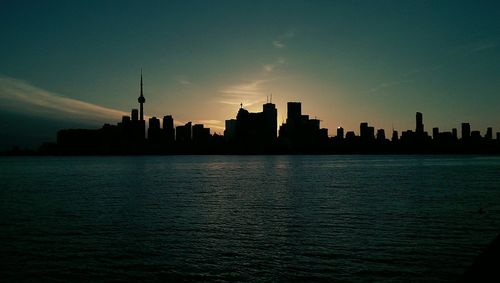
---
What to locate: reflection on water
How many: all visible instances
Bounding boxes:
[0,155,499,282]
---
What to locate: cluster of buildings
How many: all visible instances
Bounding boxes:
[53,74,500,154]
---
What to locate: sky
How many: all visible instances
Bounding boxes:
[1,0,499,149]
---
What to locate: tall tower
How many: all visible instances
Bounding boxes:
[138,69,146,121]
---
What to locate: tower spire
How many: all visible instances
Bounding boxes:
[138,69,146,121]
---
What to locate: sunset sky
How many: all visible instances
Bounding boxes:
[1,0,499,149]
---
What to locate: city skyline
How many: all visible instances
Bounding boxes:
[1,1,500,149]
[38,74,499,155]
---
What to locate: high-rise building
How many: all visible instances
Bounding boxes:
[392,130,399,142]
[360,122,374,141]
[122,116,130,124]
[452,128,458,140]
[176,122,192,143]
[416,112,424,135]
[360,122,368,138]
[433,127,439,140]
[485,127,493,140]
[287,102,301,123]
[376,129,386,141]
[279,102,328,148]
[131,109,138,121]
[337,127,344,140]
[461,123,471,140]
[148,117,161,141]
[224,119,237,141]
[192,124,210,144]
[163,115,175,143]
[163,115,173,130]
[263,102,277,141]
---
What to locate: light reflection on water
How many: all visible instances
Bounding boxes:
[0,155,499,282]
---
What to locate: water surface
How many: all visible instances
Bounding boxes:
[1,155,499,282]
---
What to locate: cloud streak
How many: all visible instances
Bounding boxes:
[218,79,272,108]
[368,79,414,94]
[0,76,128,124]
[195,119,224,132]
[273,29,296,49]
[262,57,286,74]
[472,43,497,52]
[174,76,193,86]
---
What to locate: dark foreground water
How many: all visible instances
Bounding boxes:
[0,155,499,282]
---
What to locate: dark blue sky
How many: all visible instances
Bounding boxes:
[1,0,499,148]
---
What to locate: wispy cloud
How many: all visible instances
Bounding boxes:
[472,42,497,52]
[263,64,276,72]
[368,79,414,94]
[401,64,444,78]
[262,57,286,74]
[273,29,296,49]
[174,76,192,86]
[195,119,224,131]
[219,79,272,108]
[273,40,286,48]
[368,64,444,94]
[0,76,128,124]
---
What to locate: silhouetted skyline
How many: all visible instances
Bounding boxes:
[15,73,492,155]
[1,1,500,150]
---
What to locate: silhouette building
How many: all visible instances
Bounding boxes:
[192,124,211,144]
[433,127,439,140]
[376,129,386,141]
[337,127,344,140]
[163,115,175,143]
[416,112,424,135]
[224,119,237,141]
[226,102,277,149]
[278,102,328,150]
[462,123,471,140]
[176,122,192,143]
[485,127,493,140]
[148,117,161,142]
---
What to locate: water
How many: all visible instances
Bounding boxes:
[0,155,499,282]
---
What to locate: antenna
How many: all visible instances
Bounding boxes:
[270,93,273,103]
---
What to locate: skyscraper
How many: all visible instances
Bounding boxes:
[433,127,439,140]
[486,127,493,140]
[416,112,424,135]
[337,127,344,140]
[263,102,277,141]
[461,123,471,140]
[163,115,175,143]
[131,109,138,122]
[360,122,369,140]
[287,102,301,123]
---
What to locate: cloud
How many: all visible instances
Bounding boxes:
[273,40,286,48]
[263,64,275,72]
[368,79,414,94]
[195,119,224,131]
[0,76,128,124]
[219,79,272,108]
[174,76,192,86]
[472,43,497,52]
[272,29,296,49]
[368,63,445,94]
[262,57,286,73]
